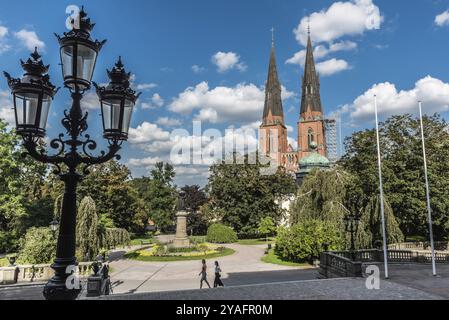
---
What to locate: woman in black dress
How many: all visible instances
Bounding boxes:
[213,261,224,288]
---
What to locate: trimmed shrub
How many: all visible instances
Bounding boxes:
[206,224,238,244]
[275,219,344,263]
[17,227,57,265]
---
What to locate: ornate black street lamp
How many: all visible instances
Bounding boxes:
[3,7,139,300]
[343,212,361,260]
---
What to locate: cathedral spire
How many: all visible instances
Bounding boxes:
[300,32,323,116]
[262,34,284,125]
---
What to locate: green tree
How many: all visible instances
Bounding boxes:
[291,167,403,248]
[206,154,297,236]
[76,196,100,261]
[342,114,449,240]
[17,227,57,264]
[78,160,145,232]
[181,185,208,236]
[275,220,344,263]
[145,162,177,232]
[258,217,276,242]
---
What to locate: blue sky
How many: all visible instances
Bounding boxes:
[2,0,449,186]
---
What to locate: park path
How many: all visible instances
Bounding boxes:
[108,241,316,295]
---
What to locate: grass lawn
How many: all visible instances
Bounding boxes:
[125,247,236,262]
[0,257,8,267]
[130,234,156,246]
[238,238,275,246]
[261,249,312,268]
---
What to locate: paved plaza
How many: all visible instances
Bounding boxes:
[108,243,315,294]
[1,241,449,300]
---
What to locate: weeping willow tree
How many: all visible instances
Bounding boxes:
[291,167,403,249]
[76,196,100,261]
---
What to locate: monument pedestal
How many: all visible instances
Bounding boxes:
[173,211,190,248]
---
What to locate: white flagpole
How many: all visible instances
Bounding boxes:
[418,101,437,276]
[374,95,389,279]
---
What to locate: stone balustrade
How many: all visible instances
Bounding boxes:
[320,248,449,279]
[0,262,94,285]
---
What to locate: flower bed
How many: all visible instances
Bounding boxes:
[125,243,235,262]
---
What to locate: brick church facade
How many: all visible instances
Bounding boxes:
[259,31,328,173]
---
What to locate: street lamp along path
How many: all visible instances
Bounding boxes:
[3,7,140,300]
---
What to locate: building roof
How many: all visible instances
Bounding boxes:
[299,143,330,167]
[300,34,323,115]
[262,44,284,123]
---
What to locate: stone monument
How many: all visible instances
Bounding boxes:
[173,191,191,248]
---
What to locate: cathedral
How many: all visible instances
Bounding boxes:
[259,30,332,178]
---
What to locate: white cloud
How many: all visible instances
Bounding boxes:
[294,0,383,46]
[192,65,206,74]
[316,58,350,76]
[169,82,295,124]
[0,25,7,38]
[169,82,263,124]
[435,10,449,27]
[286,40,357,67]
[81,91,100,110]
[136,83,158,90]
[347,76,449,121]
[0,89,14,125]
[14,29,45,51]
[128,156,164,167]
[128,121,171,144]
[211,51,247,73]
[0,24,10,54]
[141,93,164,109]
[156,117,182,127]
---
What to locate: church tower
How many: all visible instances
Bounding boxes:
[259,34,288,166]
[297,31,327,159]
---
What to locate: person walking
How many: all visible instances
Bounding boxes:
[199,259,211,289]
[213,261,224,288]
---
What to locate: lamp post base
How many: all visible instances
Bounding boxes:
[42,261,82,300]
[43,277,81,300]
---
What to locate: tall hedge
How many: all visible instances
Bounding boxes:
[206,224,238,244]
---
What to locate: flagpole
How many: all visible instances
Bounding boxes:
[374,95,389,279]
[418,101,437,276]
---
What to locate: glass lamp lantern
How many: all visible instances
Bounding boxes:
[94,57,140,141]
[3,48,58,138]
[55,7,106,91]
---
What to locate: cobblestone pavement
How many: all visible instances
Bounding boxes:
[108,243,314,294]
[92,278,441,300]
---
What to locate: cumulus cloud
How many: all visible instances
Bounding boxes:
[286,40,357,66]
[136,83,158,90]
[81,91,100,110]
[294,0,383,46]
[287,0,381,76]
[316,58,350,76]
[0,25,10,54]
[128,121,171,144]
[435,10,449,27]
[14,29,45,51]
[212,51,247,73]
[0,89,14,124]
[192,65,206,74]
[169,82,295,124]
[347,76,449,121]
[141,93,164,109]
[156,117,182,127]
